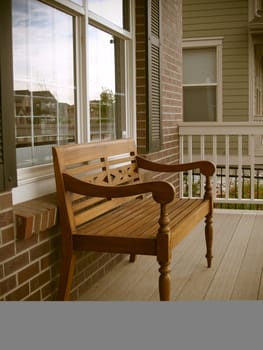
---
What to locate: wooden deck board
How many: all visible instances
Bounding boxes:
[204,213,255,300]
[78,210,263,301]
[230,213,263,300]
[175,212,241,301]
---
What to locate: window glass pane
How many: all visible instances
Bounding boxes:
[88,0,129,29]
[183,86,216,122]
[183,48,216,84]
[13,0,76,168]
[88,25,126,141]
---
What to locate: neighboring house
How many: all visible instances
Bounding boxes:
[183,0,263,124]
[0,0,182,300]
[181,0,263,201]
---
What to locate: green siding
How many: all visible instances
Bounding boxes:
[183,0,249,122]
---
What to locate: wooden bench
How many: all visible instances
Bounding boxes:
[52,138,215,301]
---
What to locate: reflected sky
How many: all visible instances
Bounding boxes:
[88,26,116,100]
[88,0,124,27]
[12,0,75,105]
[12,0,126,104]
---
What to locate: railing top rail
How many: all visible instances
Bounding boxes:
[179,122,263,135]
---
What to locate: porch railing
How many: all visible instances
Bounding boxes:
[179,122,263,207]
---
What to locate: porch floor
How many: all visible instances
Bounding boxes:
[78,209,263,301]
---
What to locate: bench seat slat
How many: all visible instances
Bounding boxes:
[76,198,209,245]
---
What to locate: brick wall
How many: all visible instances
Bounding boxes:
[136,0,182,194]
[0,192,125,300]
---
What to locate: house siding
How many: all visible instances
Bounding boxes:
[183,0,249,122]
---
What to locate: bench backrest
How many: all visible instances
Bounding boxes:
[52,139,142,232]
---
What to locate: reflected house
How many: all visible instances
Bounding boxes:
[89,88,117,140]
[90,94,116,140]
[15,90,75,148]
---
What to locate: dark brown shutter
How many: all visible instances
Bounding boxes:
[0,83,3,190]
[147,0,161,152]
[0,0,17,192]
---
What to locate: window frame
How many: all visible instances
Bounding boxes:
[182,37,223,124]
[0,0,17,192]
[12,0,136,204]
[249,33,263,122]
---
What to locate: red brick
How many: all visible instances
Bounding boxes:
[4,252,29,276]
[41,279,57,299]
[41,250,60,270]
[50,235,61,251]
[0,275,17,296]
[0,193,12,210]
[0,210,13,228]
[25,290,41,301]
[15,212,34,240]
[1,226,15,244]
[18,262,40,284]
[29,241,50,261]
[6,283,30,301]
[15,233,38,253]
[39,226,59,242]
[30,270,50,292]
[51,261,60,279]
[0,243,15,263]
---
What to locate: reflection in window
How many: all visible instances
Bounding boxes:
[12,0,76,168]
[88,25,126,141]
[88,0,129,30]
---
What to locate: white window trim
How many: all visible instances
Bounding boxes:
[249,0,263,20]
[183,37,223,123]
[12,0,136,204]
[249,35,263,121]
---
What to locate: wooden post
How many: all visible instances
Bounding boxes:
[157,203,171,301]
[204,175,213,268]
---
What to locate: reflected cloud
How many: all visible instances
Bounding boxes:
[13,0,75,104]
[88,25,115,100]
[89,0,123,27]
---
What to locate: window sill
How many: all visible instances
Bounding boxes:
[14,193,58,240]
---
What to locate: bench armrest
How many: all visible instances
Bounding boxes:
[63,173,175,204]
[136,156,216,177]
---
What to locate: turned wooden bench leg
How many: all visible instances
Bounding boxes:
[158,261,171,301]
[57,253,76,301]
[205,213,213,268]
[129,254,136,262]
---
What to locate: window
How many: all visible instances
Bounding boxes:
[88,26,126,140]
[11,0,134,203]
[87,0,132,141]
[0,0,17,192]
[255,0,263,17]
[88,0,130,29]
[13,0,76,168]
[249,0,263,20]
[183,38,222,123]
